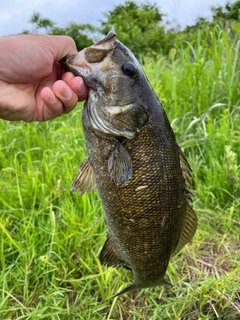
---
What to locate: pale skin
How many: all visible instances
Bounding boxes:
[0,34,88,122]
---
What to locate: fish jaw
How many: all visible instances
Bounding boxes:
[59,51,89,79]
[59,31,117,84]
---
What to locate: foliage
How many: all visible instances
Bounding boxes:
[22,12,96,51]
[173,20,240,58]
[29,12,55,33]
[0,25,240,319]
[211,1,240,21]
[20,1,240,58]
[100,1,168,58]
[50,23,96,51]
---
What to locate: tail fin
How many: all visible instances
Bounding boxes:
[113,279,172,297]
[113,282,141,297]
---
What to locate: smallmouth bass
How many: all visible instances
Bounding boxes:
[60,31,197,296]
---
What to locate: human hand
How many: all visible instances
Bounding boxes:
[0,34,88,122]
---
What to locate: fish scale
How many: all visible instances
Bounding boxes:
[60,30,197,295]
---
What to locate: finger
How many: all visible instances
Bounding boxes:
[52,80,79,113]
[62,72,88,101]
[40,87,64,120]
[61,71,76,83]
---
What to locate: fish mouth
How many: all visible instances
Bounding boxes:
[60,30,117,78]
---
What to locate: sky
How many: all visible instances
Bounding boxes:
[0,0,230,37]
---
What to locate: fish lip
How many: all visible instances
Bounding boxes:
[59,54,86,76]
[59,54,78,66]
[59,53,74,64]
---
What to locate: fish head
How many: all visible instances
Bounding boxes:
[60,31,150,139]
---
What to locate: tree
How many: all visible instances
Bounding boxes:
[50,23,96,51]
[211,1,240,21]
[100,1,169,58]
[21,12,96,51]
[29,12,55,33]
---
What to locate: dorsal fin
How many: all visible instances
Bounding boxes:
[70,158,95,196]
[172,146,198,255]
[178,145,193,188]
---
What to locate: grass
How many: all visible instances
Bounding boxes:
[0,27,240,319]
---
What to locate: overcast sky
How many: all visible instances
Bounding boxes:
[0,0,231,37]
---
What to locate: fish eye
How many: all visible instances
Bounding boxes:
[122,62,137,76]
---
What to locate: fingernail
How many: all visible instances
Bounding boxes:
[77,78,86,95]
[60,84,72,99]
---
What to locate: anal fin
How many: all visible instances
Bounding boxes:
[70,158,95,196]
[100,234,130,270]
[108,142,132,186]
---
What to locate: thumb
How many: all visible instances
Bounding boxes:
[44,35,78,62]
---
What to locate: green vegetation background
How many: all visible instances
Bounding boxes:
[0,1,240,319]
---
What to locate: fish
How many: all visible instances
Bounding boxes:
[60,30,197,296]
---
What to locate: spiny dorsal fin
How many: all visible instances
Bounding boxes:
[172,204,197,256]
[178,145,193,188]
[100,234,130,270]
[70,158,95,196]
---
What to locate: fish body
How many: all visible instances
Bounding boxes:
[61,31,197,295]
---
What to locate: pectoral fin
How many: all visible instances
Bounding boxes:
[100,234,130,270]
[108,142,132,186]
[70,158,95,195]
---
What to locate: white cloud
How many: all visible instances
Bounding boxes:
[0,12,12,24]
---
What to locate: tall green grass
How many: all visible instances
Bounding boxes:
[0,27,239,319]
